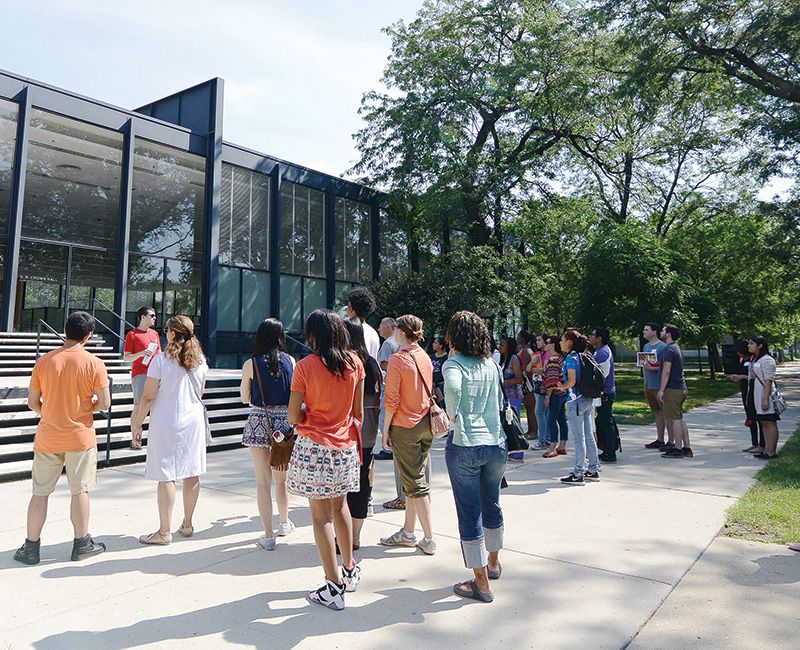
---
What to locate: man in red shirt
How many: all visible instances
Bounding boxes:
[14,311,110,565]
[123,306,161,449]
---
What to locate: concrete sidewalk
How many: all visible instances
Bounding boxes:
[0,377,798,649]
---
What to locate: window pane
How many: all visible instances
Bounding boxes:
[251,173,270,269]
[22,109,123,250]
[293,186,309,275]
[241,269,270,332]
[359,203,372,282]
[130,140,205,262]
[0,98,18,313]
[220,162,270,270]
[303,277,326,322]
[231,166,251,265]
[280,183,294,273]
[309,189,325,277]
[219,163,232,265]
[217,266,240,332]
[336,197,371,282]
[279,274,302,332]
[126,254,164,325]
[166,259,202,325]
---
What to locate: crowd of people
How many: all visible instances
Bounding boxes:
[12,287,790,608]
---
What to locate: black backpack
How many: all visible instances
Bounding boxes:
[577,352,605,398]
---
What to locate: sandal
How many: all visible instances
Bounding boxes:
[139,531,172,545]
[177,526,194,538]
[382,497,406,510]
[543,450,558,458]
[487,563,502,580]
[453,580,494,603]
[556,448,567,455]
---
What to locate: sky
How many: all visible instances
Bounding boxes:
[0,0,426,177]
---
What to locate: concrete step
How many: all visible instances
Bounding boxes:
[0,345,116,353]
[0,351,121,360]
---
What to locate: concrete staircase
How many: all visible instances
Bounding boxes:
[0,332,249,482]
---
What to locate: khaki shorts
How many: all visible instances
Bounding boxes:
[662,389,688,421]
[644,389,661,412]
[31,448,98,496]
[390,417,433,499]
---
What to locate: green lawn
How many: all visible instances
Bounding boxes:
[613,369,741,425]
[725,425,800,544]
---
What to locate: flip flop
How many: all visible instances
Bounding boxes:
[487,564,502,580]
[139,531,172,545]
[543,450,558,458]
[453,580,494,602]
[556,448,567,455]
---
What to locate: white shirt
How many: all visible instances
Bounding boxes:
[363,321,380,362]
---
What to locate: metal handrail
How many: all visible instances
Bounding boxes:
[286,334,315,355]
[91,297,136,331]
[92,317,126,344]
[36,319,65,358]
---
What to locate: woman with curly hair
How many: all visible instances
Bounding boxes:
[131,315,208,545]
[287,310,364,611]
[239,318,295,551]
[443,311,506,603]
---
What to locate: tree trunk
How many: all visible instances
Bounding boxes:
[706,339,723,379]
[409,237,420,273]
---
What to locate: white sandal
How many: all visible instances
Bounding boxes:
[139,531,172,545]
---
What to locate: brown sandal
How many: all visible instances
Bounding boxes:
[382,497,406,510]
[543,450,558,458]
[139,531,172,545]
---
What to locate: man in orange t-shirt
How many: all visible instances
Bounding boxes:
[13,312,110,566]
[123,305,161,449]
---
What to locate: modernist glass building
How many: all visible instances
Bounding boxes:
[0,69,406,366]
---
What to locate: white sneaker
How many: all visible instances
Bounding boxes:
[307,579,345,611]
[367,496,374,518]
[257,535,276,550]
[417,537,437,555]
[379,528,418,547]
[342,562,361,592]
[276,520,295,537]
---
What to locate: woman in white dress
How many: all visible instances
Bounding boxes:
[131,315,209,545]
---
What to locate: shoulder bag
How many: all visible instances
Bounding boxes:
[407,351,451,439]
[495,362,529,452]
[753,363,787,415]
[253,356,296,470]
[186,368,212,446]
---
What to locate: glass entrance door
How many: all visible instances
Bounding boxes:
[14,238,114,332]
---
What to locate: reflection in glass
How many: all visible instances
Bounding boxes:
[217,266,240,331]
[15,241,67,331]
[241,269,270,332]
[280,181,324,277]
[130,140,205,262]
[126,254,164,325]
[22,109,123,249]
[219,163,269,269]
[0,98,18,312]
[335,198,372,283]
[279,274,302,332]
[303,278,326,324]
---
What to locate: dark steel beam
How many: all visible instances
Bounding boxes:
[112,119,134,352]
[324,186,336,308]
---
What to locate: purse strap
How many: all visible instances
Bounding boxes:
[186,367,204,403]
[252,355,268,405]
[405,350,436,407]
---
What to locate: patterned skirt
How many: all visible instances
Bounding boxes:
[287,435,360,500]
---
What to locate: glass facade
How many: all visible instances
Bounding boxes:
[280,181,324,277]
[219,162,269,269]
[379,207,408,278]
[0,99,18,314]
[128,140,205,326]
[335,197,372,283]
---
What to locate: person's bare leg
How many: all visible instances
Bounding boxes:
[352,517,365,547]
[156,481,176,535]
[249,448,275,536]
[402,496,417,533]
[181,476,200,529]
[309,498,340,583]
[469,566,492,595]
[656,410,667,442]
[273,469,290,524]
[680,419,690,448]
[487,549,500,574]
[26,495,49,541]
[331,496,355,569]
[409,495,433,540]
[762,421,779,456]
[667,419,682,449]
[70,492,90,539]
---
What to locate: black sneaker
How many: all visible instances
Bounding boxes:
[71,534,106,561]
[682,447,694,458]
[373,450,393,461]
[583,471,600,481]
[644,440,663,449]
[560,473,585,485]
[598,454,617,463]
[661,447,683,458]
[13,538,41,565]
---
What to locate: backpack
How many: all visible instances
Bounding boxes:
[577,352,605,398]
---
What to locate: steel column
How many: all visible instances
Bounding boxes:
[324,186,336,308]
[269,165,281,317]
[112,118,134,352]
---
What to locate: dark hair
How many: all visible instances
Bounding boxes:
[65,311,96,341]
[562,328,587,353]
[546,335,562,354]
[749,335,770,359]
[137,305,155,321]
[347,287,376,320]
[305,309,355,377]
[499,337,518,369]
[253,318,286,378]
[446,311,491,358]
[517,329,533,345]
[663,323,680,341]
[644,322,660,333]
[734,339,749,356]
[432,335,447,353]
[592,326,610,346]
[344,317,381,396]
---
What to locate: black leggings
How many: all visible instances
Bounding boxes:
[744,383,765,448]
[347,446,373,519]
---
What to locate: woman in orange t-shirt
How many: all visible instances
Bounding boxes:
[287,309,364,611]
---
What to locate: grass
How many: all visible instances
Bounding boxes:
[613,369,741,425]
[725,425,800,544]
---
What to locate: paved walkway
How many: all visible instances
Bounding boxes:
[1,374,798,649]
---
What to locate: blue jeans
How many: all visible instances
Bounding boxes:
[534,392,549,443]
[445,434,507,569]
[546,392,568,443]
[567,395,600,476]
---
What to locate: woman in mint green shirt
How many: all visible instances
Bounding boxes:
[443,310,506,603]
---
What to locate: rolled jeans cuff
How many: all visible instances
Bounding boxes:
[460,525,504,569]
[484,524,503,553]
